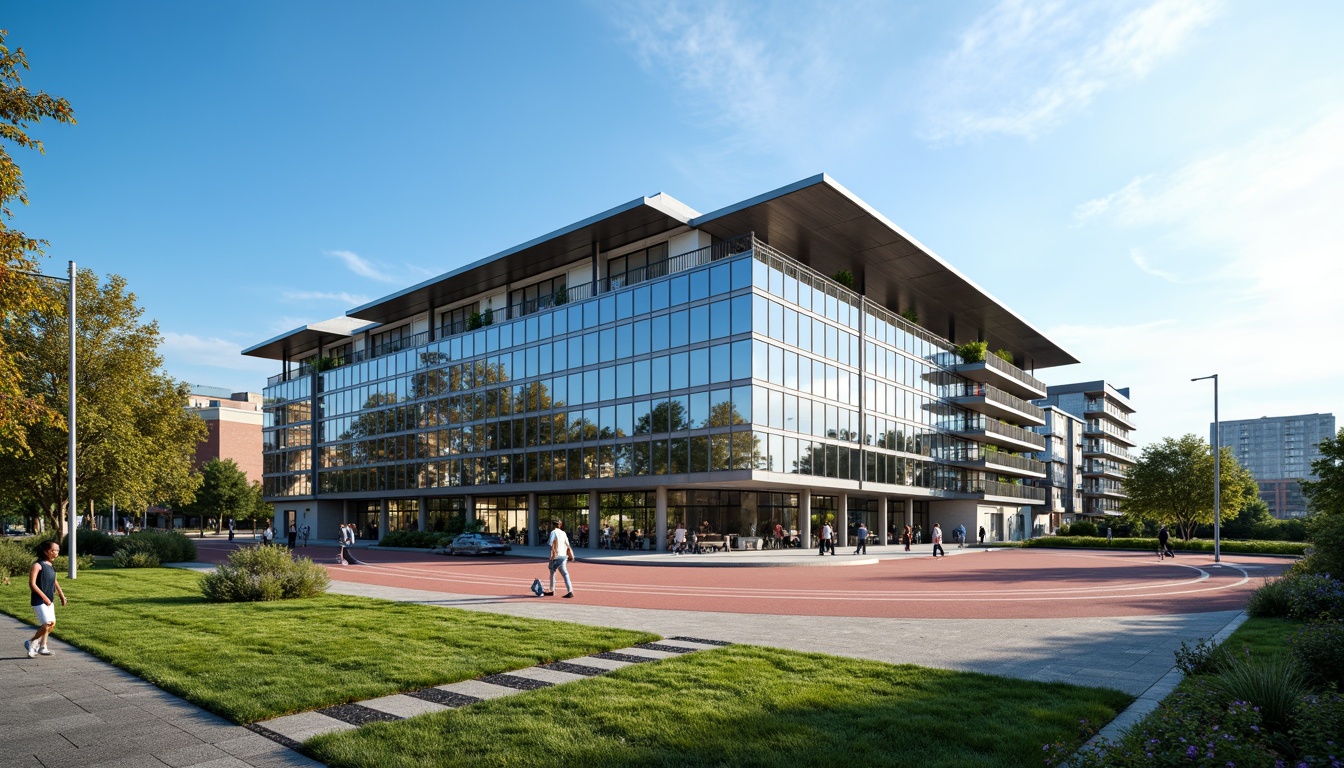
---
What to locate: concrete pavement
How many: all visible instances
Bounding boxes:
[0,613,320,768]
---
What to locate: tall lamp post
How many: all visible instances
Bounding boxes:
[1191,374,1220,564]
[17,261,77,578]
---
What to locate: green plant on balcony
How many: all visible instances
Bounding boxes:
[956,340,988,363]
[553,286,568,306]
[482,307,494,326]
[900,308,918,324]
[466,311,483,330]
[829,270,853,290]
[993,348,1014,363]
[312,356,339,373]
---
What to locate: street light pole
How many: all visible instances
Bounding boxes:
[67,260,77,578]
[1192,374,1220,564]
[16,262,78,578]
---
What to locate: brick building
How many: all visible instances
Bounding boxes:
[186,384,264,481]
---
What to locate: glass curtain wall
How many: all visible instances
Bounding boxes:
[474,495,527,539]
[426,497,465,533]
[539,493,589,547]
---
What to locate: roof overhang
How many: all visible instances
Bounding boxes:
[690,174,1078,369]
[345,193,699,326]
[242,316,375,361]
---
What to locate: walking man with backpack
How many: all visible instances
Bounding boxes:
[545,519,576,598]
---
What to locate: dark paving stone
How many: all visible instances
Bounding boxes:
[244,723,306,753]
[591,652,658,664]
[478,674,553,691]
[668,636,732,646]
[406,688,483,708]
[316,703,403,726]
[539,662,608,677]
[634,642,699,654]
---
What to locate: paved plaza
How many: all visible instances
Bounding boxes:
[1,544,1289,766]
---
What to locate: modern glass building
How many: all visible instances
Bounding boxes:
[244,175,1077,550]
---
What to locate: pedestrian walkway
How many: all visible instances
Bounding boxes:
[250,637,726,747]
[0,613,319,768]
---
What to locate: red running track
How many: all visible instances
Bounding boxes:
[194,541,1288,620]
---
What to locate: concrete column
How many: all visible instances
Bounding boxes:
[527,492,539,547]
[417,497,427,532]
[465,495,476,527]
[342,499,349,526]
[377,499,388,541]
[837,492,849,548]
[799,488,811,550]
[655,486,668,552]
[905,502,914,529]
[588,490,600,549]
[878,495,889,546]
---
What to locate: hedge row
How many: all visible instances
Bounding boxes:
[1021,536,1306,556]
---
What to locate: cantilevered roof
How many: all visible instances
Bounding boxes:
[690,174,1079,370]
[242,316,376,361]
[344,193,700,327]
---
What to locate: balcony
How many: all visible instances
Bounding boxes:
[1083,460,1128,480]
[949,352,1048,400]
[950,418,1047,453]
[946,450,1047,478]
[1083,420,1138,447]
[1084,440,1134,463]
[968,479,1047,504]
[1084,398,1136,429]
[946,383,1046,427]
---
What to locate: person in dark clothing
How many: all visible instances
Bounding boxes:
[854,522,868,555]
[1158,525,1174,559]
[287,522,298,549]
[978,525,986,545]
[25,541,66,657]
[227,517,236,541]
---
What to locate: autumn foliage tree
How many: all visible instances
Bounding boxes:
[0,29,76,455]
[0,270,206,534]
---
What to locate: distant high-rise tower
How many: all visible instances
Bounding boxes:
[1214,413,1336,519]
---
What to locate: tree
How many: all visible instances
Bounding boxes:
[0,30,76,454]
[242,481,272,533]
[188,459,252,533]
[1301,428,1344,516]
[1124,434,1255,541]
[0,270,206,534]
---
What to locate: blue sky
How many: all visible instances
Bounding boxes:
[7,0,1341,446]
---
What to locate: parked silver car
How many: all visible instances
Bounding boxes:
[446,533,508,556]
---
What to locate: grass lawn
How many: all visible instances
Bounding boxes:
[0,564,654,723]
[307,645,1134,768]
[1215,616,1296,661]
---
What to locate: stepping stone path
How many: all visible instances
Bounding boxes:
[249,636,727,747]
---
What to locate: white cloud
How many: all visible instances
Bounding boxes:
[281,290,370,305]
[160,332,277,374]
[604,0,881,158]
[326,249,396,282]
[923,0,1218,141]
[1062,107,1344,443]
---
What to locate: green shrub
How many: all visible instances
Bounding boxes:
[119,529,196,563]
[1282,573,1344,621]
[1211,655,1311,733]
[53,553,95,572]
[1290,621,1344,690]
[64,529,118,556]
[1246,576,1293,618]
[955,340,987,363]
[1173,635,1234,676]
[831,270,855,289]
[0,538,34,584]
[113,539,161,568]
[993,348,1013,363]
[1022,536,1308,555]
[1068,520,1098,537]
[379,530,451,548]
[1291,691,1344,761]
[200,544,329,602]
[1303,511,1344,578]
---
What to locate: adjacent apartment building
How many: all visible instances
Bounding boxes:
[243,175,1078,548]
[1034,381,1136,520]
[1031,405,1085,533]
[1215,413,1336,518]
